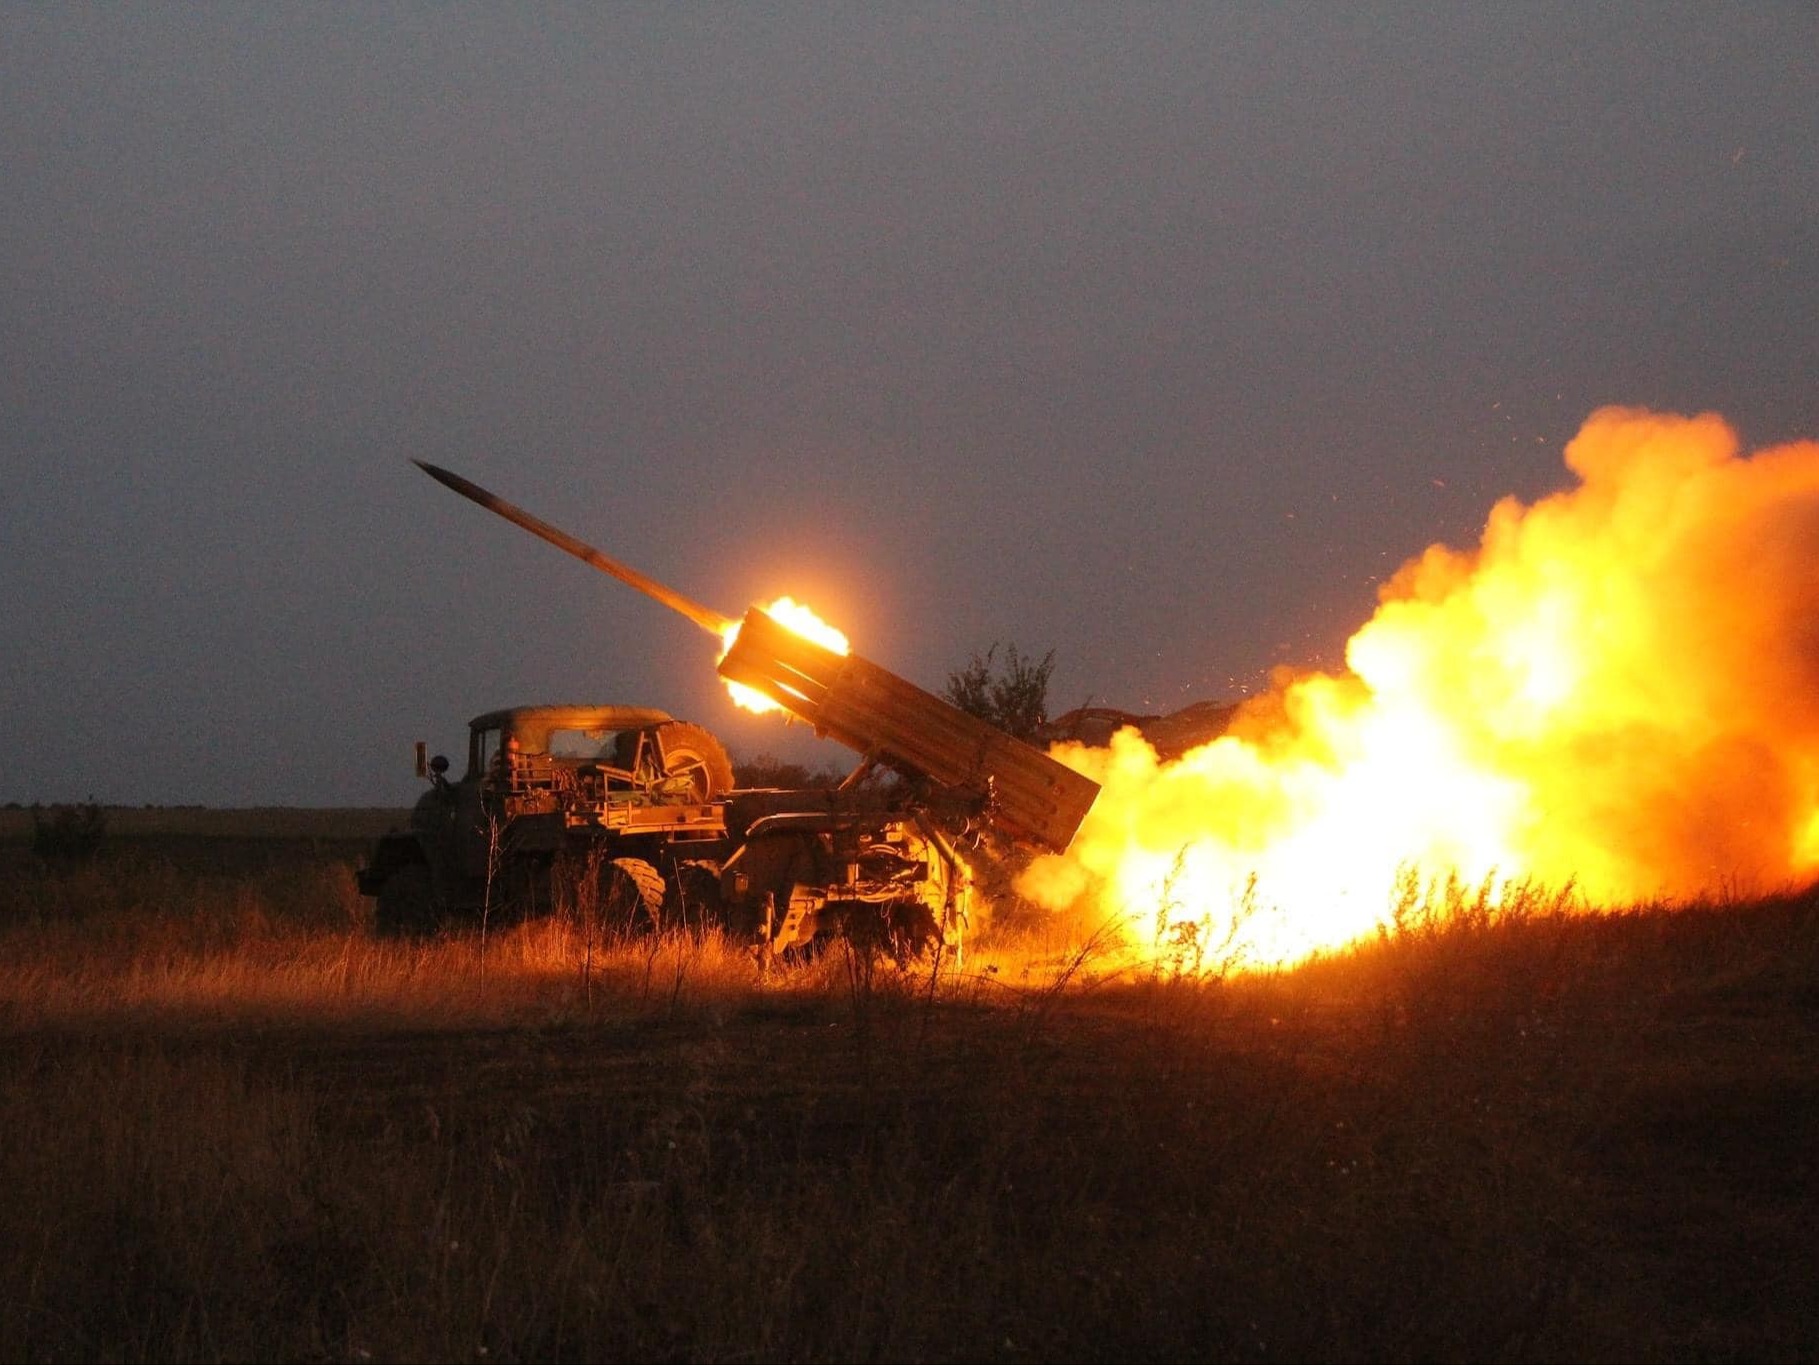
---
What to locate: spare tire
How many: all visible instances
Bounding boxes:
[652,721,734,803]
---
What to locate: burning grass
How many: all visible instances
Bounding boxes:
[3,836,1818,1361]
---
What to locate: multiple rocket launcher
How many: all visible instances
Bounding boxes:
[413,461,1101,853]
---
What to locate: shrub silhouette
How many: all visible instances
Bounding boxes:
[943,642,1055,741]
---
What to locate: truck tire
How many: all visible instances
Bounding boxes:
[653,722,734,802]
[884,901,944,963]
[604,857,666,931]
[374,863,440,937]
[848,899,941,965]
[664,858,724,928]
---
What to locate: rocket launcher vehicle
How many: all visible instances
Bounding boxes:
[414,461,1101,852]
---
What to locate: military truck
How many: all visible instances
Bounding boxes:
[357,705,733,934]
[358,703,975,960]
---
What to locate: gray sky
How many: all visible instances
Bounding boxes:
[3,4,1815,807]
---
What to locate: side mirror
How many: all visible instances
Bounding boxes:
[429,754,450,776]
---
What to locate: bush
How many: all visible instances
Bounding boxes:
[732,753,849,789]
[944,643,1056,740]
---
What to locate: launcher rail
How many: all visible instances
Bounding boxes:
[718,606,1100,853]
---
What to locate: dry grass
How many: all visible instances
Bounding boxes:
[3,830,1817,1361]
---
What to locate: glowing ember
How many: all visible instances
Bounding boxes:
[1022,408,1819,969]
[720,596,851,713]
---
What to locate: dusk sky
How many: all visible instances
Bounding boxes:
[3,4,1814,807]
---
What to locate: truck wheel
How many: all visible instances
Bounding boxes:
[653,722,734,802]
[781,931,835,967]
[604,857,666,931]
[852,900,941,964]
[664,859,724,928]
[486,858,546,926]
[374,864,440,937]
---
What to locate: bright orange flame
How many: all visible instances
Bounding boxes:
[1023,408,1819,969]
[720,596,851,714]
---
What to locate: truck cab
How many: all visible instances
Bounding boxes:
[359,705,733,930]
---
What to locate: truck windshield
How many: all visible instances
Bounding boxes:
[475,727,501,777]
[549,729,629,762]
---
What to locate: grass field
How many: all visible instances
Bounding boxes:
[2,810,1816,1361]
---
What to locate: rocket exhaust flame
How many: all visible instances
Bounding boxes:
[720,597,850,715]
[1022,409,1819,969]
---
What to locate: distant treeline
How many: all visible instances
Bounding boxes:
[0,806,410,845]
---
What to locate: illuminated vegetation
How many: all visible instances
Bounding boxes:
[943,641,1057,741]
[2,816,1816,1360]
